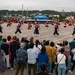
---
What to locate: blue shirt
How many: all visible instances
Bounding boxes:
[69,40,75,48]
[16,48,27,61]
[37,52,48,70]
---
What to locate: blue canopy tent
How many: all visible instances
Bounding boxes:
[33,13,49,20]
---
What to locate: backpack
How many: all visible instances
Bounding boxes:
[16,49,27,66]
[18,57,26,66]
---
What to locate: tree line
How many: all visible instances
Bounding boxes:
[0,10,75,20]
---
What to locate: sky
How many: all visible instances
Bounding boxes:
[0,0,75,12]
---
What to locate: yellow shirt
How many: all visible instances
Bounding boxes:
[45,46,53,61]
[52,47,57,62]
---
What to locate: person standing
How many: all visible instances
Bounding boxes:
[27,22,32,30]
[28,37,34,48]
[64,20,67,28]
[50,41,57,73]
[72,22,75,36]
[15,23,22,35]
[15,43,27,75]
[27,43,37,75]
[0,46,6,75]
[53,25,59,35]
[71,47,75,73]
[34,24,40,36]
[57,48,66,75]
[63,41,71,72]
[34,39,42,54]
[0,24,3,33]
[69,38,75,50]
[20,37,27,50]
[45,21,49,27]
[6,36,12,62]
[45,40,53,75]
[0,36,3,46]
[7,20,12,27]
[1,38,10,68]
[10,36,20,70]
[37,46,48,71]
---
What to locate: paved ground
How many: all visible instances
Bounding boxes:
[1,22,75,42]
[0,22,75,75]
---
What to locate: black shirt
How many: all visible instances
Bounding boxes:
[10,41,20,55]
[1,43,9,55]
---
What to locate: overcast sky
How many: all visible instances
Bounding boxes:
[0,0,75,12]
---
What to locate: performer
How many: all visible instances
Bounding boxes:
[27,22,32,30]
[18,21,22,25]
[0,24,3,33]
[18,20,24,25]
[58,20,60,25]
[53,25,59,35]
[72,22,75,35]
[69,16,73,26]
[34,20,38,25]
[64,20,67,28]
[56,21,60,26]
[7,20,12,27]
[52,21,54,25]
[34,20,40,28]
[69,20,72,26]
[20,20,24,25]
[45,21,49,27]
[34,24,40,35]
[14,23,22,35]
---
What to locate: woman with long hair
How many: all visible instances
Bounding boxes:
[34,39,42,54]
[57,48,66,75]
[37,46,48,71]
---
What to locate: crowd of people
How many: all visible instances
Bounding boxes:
[0,35,75,75]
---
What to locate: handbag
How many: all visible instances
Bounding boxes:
[16,50,26,66]
[56,55,64,67]
[18,57,26,66]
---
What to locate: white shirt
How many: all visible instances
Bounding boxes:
[27,48,37,64]
[34,45,42,55]
[71,48,75,60]
[57,53,66,64]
